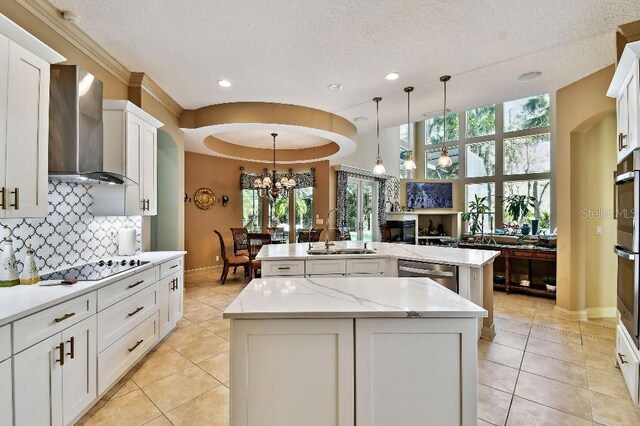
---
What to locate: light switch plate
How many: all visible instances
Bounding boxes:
[316,218,324,225]
[595,225,602,235]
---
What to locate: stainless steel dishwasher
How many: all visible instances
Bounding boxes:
[397,259,458,293]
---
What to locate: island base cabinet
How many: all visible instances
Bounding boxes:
[230,319,354,426]
[0,358,12,426]
[355,318,478,426]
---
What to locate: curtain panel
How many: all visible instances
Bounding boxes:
[335,169,388,231]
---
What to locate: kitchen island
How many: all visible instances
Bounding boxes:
[224,276,486,426]
[256,241,499,338]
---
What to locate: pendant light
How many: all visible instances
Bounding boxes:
[372,97,386,175]
[437,75,453,169]
[403,86,417,171]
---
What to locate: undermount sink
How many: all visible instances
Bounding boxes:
[307,248,377,255]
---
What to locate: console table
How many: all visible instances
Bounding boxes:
[458,243,556,299]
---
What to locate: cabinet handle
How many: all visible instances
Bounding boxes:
[141,199,146,211]
[128,280,144,289]
[146,199,150,211]
[170,264,179,269]
[619,353,628,364]
[66,336,75,359]
[55,342,65,366]
[277,266,291,270]
[10,188,18,210]
[0,187,6,210]
[619,133,628,151]
[128,339,144,352]
[128,306,144,317]
[54,312,76,323]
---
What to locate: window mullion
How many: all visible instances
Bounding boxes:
[495,102,505,229]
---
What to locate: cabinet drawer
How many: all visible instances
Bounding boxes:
[13,292,96,354]
[262,260,305,276]
[97,282,160,352]
[0,324,10,361]
[98,311,159,395]
[306,259,346,275]
[97,266,158,311]
[346,258,387,275]
[160,257,183,279]
[535,252,556,260]
[616,324,639,404]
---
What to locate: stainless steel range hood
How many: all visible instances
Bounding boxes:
[48,65,133,185]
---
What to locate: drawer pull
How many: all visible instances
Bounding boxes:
[170,264,179,269]
[0,187,5,210]
[171,279,177,291]
[619,353,628,364]
[128,306,144,317]
[66,336,75,359]
[54,312,76,323]
[55,342,65,366]
[619,133,628,150]
[128,280,145,289]
[128,339,144,352]
[277,266,291,270]
[10,188,18,210]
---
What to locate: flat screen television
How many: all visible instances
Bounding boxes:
[406,182,453,209]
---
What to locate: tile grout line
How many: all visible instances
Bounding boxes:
[502,317,532,425]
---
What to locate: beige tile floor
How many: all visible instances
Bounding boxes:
[77,270,640,425]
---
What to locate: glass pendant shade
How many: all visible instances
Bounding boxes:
[373,157,386,175]
[404,151,417,170]
[437,148,453,168]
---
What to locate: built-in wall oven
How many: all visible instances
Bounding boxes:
[615,150,640,347]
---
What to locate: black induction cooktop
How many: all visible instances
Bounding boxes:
[41,259,150,282]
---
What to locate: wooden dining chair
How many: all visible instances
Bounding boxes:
[247,233,272,278]
[230,227,249,274]
[214,230,250,284]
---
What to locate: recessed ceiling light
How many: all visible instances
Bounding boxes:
[518,71,542,82]
[384,72,400,81]
[353,116,367,123]
[217,79,232,88]
[327,83,343,90]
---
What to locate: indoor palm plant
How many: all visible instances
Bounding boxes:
[503,195,536,235]
[461,195,490,242]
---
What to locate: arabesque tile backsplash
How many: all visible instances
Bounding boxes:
[0,182,141,273]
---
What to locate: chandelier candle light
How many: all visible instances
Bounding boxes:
[437,75,453,169]
[253,133,296,199]
[403,86,417,171]
[372,97,386,175]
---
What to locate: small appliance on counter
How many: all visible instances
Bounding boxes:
[0,237,19,287]
[118,225,137,256]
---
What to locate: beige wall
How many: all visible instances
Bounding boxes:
[184,153,330,270]
[0,2,185,251]
[556,65,616,318]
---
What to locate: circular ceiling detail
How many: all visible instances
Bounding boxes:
[180,102,357,163]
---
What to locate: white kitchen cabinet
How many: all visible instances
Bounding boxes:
[608,41,640,163]
[0,15,64,219]
[13,316,97,426]
[0,358,12,426]
[230,319,354,426]
[355,318,478,426]
[94,100,163,216]
[159,271,184,338]
[616,324,640,404]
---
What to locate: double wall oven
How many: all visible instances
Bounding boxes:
[615,150,640,347]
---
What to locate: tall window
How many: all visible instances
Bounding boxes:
[268,196,290,240]
[293,187,314,240]
[242,189,263,231]
[423,93,553,232]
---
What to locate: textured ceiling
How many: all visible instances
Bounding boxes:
[50,0,640,134]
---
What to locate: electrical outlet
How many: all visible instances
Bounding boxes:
[595,225,602,235]
[216,255,220,262]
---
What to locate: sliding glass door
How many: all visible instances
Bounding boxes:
[346,177,378,241]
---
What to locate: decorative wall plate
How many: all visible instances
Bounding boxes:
[194,188,216,210]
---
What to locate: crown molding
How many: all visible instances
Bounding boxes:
[16,0,183,117]
[130,72,183,117]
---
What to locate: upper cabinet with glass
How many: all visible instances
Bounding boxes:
[607,41,640,164]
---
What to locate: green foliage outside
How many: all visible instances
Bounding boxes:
[466,105,496,138]
[426,113,459,145]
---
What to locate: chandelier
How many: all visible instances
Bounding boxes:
[253,133,296,199]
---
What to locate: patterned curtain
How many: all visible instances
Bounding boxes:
[335,169,388,231]
[240,169,316,190]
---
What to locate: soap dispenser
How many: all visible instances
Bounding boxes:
[0,237,19,287]
[20,246,39,285]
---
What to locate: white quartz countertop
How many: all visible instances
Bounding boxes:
[223,276,487,319]
[0,251,186,326]
[256,241,499,267]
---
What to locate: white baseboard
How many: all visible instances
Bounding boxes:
[185,265,220,273]
[553,306,588,321]
[586,307,617,319]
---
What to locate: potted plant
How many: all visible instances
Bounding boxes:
[542,276,556,292]
[461,195,490,243]
[503,195,537,235]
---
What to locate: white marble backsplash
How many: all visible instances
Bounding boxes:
[0,182,141,273]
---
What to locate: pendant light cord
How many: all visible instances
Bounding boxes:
[375,97,381,158]
[440,75,451,153]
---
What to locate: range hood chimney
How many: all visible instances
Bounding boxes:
[48,65,131,185]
